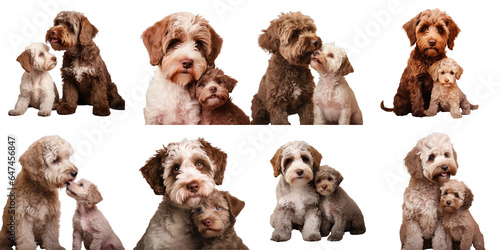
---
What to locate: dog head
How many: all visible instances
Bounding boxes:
[19,135,78,188]
[16,43,57,73]
[192,190,245,238]
[140,138,227,207]
[192,66,237,109]
[440,179,474,212]
[258,12,322,66]
[314,165,343,196]
[46,11,98,50]
[403,9,460,57]
[66,179,103,209]
[271,141,322,187]
[142,12,223,87]
[310,43,353,76]
[405,133,458,185]
[428,58,463,87]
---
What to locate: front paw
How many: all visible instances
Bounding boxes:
[110,98,125,110]
[93,106,111,116]
[303,232,321,241]
[57,103,76,115]
[451,113,462,119]
[8,109,23,116]
[412,110,425,117]
[38,110,51,116]
[424,110,436,117]
[271,231,291,242]
[327,231,344,241]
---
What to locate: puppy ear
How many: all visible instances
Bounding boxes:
[339,55,354,76]
[86,184,103,208]
[187,82,197,98]
[456,64,464,80]
[308,145,323,173]
[19,141,45,181]
[452,148,459,171]
[222,191,245,218]
[199,138,227,185]
[258,20,280,53]
[428,61,441,81]
[462,184,474,209]
[224,74,237,93]
[207,24,223,66]
[333,168,344,186]
[17,49,33,73]
[403,12,422,46]
[270,147,283,177]
[142,16,170,66]
[404,146,423,179]
[79,15,98,46]
[140,147,167,195]
[445,15,460,50]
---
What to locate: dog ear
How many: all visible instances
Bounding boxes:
[428,61,441,81]
[403,12,422,46]
[452,148,459,171]
[86,184,103,208]
[207,24,223,66]
[404,146,423,179]
[444,15,460,50]
[339,55,354,76]
[142,16,170,66]
[222,191,245,218]
[19,141,46,181]
[199,138,227,185]
[333,168,344,186]
[308,145,323,173]
[16,49,33,73]
[187,82,197,98]
[258,20,280,53]
[224,74,237,93]
[455,64,464,80]
[140,147,167,195]
[270,147,283,177]
[79,15,98,46]
[462,184,474,209]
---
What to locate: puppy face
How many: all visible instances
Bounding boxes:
[314,165,343,196]
[142,12,223,87]
[66,179,103,209]
[428,58,463,87]
[403,9,460,57]
[258,12,322,66]
[193,67,237,109]
[271,141,322,187]
[46,11,98,50]
[16,43,57,73]
[140,138,227,207]
[404,133,458,185]
[19,135,78,188]
[440,180,474,212]
[310,43,353,76]
[192,190,245,238]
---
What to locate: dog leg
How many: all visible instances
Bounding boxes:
[250,95,270,124]
[298,101,314,125]
[338,106,351,125]
[38,94,54,116]
[424,98,440,117]
[449,102,462,119]
[41,215,65,250]
[328,212,346,241]
[14,218,37,249]
[313,104,327,125]
[320,219,332,237]
[269,104,290,125]
[57,81,79,115]
[473,232,485,250]
[270,209,293,242]
[90,234,103,250]
[350,213,366,235]
[301,207,321,241]
[409,80,425,117]
[90,79,111,116]
[8,95,30,116]
[460,233,474,250]
[107,81,125,110]
[0,226,14,250]
[73,229,82,250]
[431,222,452,250]
[400,220,424,250]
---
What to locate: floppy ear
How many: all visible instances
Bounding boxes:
[428,61,441,81]
[258,20,280,53]
[333,168,344,186]
[445,15,460,50]
[86,184,103,208]
[199,138,227,185]
[455,64,463,80]
[207,24,223,66]
[140,147,167,195]
[339,55,354,76]
[142,16,170,66]
[187,82,197,99]
[462,185,474,209]
[17,49,33,73]
[404,146,423,179]
[223,74,237,93]
[270,147,283,177]
[452,148,459,171]
[79,15,98,46]
[308,145,323,173]
[403,12,422,46]
[19,141,45,181]
[222,191,245,218]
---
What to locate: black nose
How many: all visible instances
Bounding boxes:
[187,182,199,193]
[70,171,77,178]
[446,200,451,205]
[51,57,57,62]
[296,170,303,176]
[312,51,319,56]
[181,59,193,69]
[441,165,448,172]
[312,39,320,48]
[429,39,436,46]
[209,86,217,92]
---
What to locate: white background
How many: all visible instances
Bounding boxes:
[1,0,499,249]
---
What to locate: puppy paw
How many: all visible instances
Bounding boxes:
[270,231,291,242]
[93,106,111,116]
[320,229,330,237]
[38,110,51,116]
[327,232,344,241]
[110,98,125,110]
[412,110,425,117]
[8,109,23,116]
[424,110,436,116]
[57,103,76,115]
[349,228,366,235]
[303,232,321,241]
[451,113,462,119]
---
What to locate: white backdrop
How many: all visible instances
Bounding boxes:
[1,0,499,249]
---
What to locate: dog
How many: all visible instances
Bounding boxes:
[9,43,59,116]
[270,141,323,241]
[311,43,363,125]
[142,12,223,125]
[66,179,124,250]
[192,190,248,250]
[440,180,485,250]
[425,58,478,118]
[135,138,227,249]
[314,165,365,241]
[400,133,458,250]
[46,11,125,116]
[251,12,322,125]
[381,9,460,117]
[193,66,250,125]
[0,136,78,250]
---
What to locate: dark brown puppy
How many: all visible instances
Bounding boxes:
[381,9,460,117]
[46,11,125,116]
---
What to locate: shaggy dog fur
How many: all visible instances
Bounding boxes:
[193,66,250,125]
[440,180,485,250]
[400,133,458,250]
[142,12,223,125]
[0,136,78,250]
[311,43,362,125]
[314,165,365,241]
[192,190,248,250]
[425,58,478,118]
[9,43,59,116]
[46,11,125,116]
[381,9,460,117]
[251,12,322,125]
[270,141,323,242]
[135,138,227,250]
[66,179,124,250]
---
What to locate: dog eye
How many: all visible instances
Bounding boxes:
[316,179,321,183]
[79,183,84,187]
[217,80,222,85]
[441,71,445,75]
[284,158,292,166]
[301,156,309,163]
[327,54,334,58]
[455,193,459,198]
[196,162,205,169]
[196,208,202,214]
[327,177,333,181]
[444,153,450,158]
[444,192,448,195]
[169,39,180,48]
[450,71,454,75]
[65,23,72,30]
[39,53,44,57]
[199,82,206,87]
[173,165,180,172]
[215,206,221,211]
[437,26,444,33]
[420,25,428,32]
[195,41,203,49]
[428,154,435,161]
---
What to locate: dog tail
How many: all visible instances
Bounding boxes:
[380,101,395,112]
[470,104,479,110]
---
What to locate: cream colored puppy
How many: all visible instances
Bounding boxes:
[311,43,362,125]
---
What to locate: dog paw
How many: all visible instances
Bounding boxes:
[38,110,51,116]
[327,232,344,241]
[8,109,23,116]
[57,104,76,115]
[424,110,436,116]
[110,98,125,110]
[412,110,425,117]
[303,232,321,241]
[349,228,366,235]
[320,229,330,237]
[451,113,462,119]
[270,231,291,242]
[93,107,111,116]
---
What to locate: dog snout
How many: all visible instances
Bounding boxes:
[321,185,327,190]
[312,39,320,48]
[312,51,319,57]
[444,78,449,83]
[209,86,217,93]
[296,169,304,176]
[202,219,212,227]
[428,39,436,47]
[446,200,451,205]
[181,59,193,69]
[51,57,57,62]
[441,165,448,172]
[187,182,199,193]
[70,171,78,178]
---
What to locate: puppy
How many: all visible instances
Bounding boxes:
[46,11,125,116]
[270,141,323,241]
[0,136,78,250]
[192,190,248,250]
[381,9,460,117]
[135,138,227,250]
[193,66,250,125]
[142,13,223,125]
[425,58,478,118]
[311,43,363,125]
[9,43,59,116]
[400,133,458,250]
[440,180,485,250]
[66,179,124,250]
[314,165,365,241]
[251,12,322,125]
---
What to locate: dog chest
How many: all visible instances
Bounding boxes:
[278,184,318,223]
[65,59,96,82]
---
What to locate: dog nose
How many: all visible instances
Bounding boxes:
[312,51,319,56]
[446,200,451,205]
[322,185,327,190]
[181,59,193,69]
[441,165,448,172]
[52,57,57,62]
[203,219,211,227]
[70,171,77,178]
[296,170,303,176]
[210,86,217,92]
[312,39,320,48]
[187,182,199,193]
[444,78,449,83]
[429,39,436,46]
